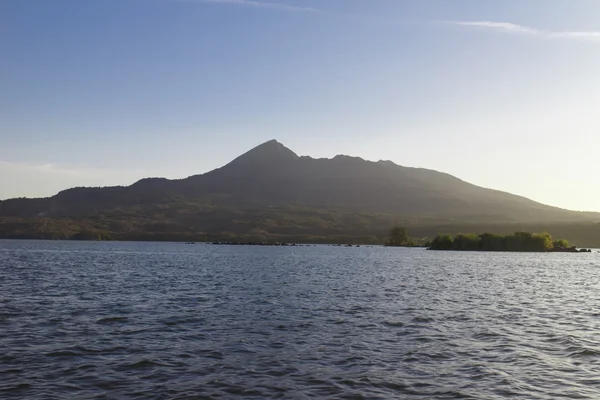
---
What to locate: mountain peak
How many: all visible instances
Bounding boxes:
[227,140,299,166]
[256,139,296,153]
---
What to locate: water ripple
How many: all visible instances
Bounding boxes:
[1,240,599,399]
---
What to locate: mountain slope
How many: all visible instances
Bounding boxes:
[1,140,598,228]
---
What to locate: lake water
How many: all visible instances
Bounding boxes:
[1,240,600,399]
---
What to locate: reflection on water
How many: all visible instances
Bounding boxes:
[1,240,600,399]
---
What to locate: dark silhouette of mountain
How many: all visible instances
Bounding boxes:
[1,139,598,242]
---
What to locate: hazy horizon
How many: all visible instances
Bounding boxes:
[2,0,599,211]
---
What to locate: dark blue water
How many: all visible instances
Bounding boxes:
[1,240,600,399]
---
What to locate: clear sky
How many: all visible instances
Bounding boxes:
[2,0,599,211]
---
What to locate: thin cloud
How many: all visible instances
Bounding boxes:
[0,160,95,178]
[453,21,538,35]
[192,0,320,13]
[0,160,182,180]
[450,21,600,42]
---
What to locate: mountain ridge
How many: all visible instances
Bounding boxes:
[0,140,598,235]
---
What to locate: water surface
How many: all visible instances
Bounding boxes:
[1,240,600,399]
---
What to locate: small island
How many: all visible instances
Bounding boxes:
[428,231,592,252]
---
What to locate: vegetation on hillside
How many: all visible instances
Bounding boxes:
[1,209,599,247]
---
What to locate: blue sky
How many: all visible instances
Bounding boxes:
[2,0,600,211]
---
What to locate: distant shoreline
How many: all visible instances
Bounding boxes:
[427,248,593,253]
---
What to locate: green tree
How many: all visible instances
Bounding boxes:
[478,233,506,251]
[531,232,553,252]
[430,234,454,250]
[553,239,570,249]
[453,233,480,250]
[387,226,408,246]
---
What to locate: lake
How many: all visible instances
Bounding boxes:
[1,240,600,399]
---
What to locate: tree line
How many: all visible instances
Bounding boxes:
[429,232,573,252]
